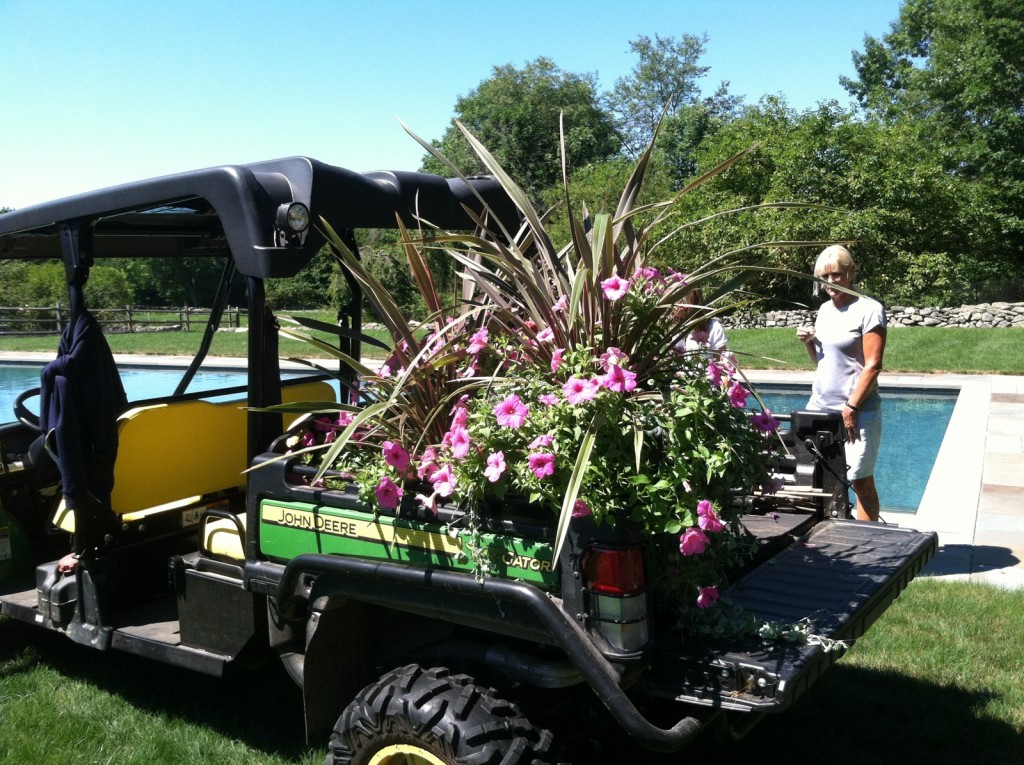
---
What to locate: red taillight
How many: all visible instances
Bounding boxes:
[583,545,646,595]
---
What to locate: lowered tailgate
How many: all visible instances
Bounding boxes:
[643,519,938,713]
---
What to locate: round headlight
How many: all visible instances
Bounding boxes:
[277,202,310,233]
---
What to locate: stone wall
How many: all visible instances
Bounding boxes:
[726,301,1024,329]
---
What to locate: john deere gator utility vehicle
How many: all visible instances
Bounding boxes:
[0,157,937,763]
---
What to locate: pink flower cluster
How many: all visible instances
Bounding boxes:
[294,411,355,449]
[679,499,727,609]
[561,347,637,405]
[704,359,753,411]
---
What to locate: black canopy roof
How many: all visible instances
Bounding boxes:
[0,157,518,278]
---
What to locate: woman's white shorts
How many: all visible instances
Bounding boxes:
[845,407,882,481]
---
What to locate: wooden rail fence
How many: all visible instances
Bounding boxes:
[0,305,244,336]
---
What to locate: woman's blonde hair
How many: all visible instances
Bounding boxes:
[813,245,857,281]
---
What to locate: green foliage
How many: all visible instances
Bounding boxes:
[667,98,1012,307]
[421,57,619,200]
[131,256,231,306]
[843,0,1024,261]
[264,245,342,311]
[0,260,133,309]
[606,33,715,157]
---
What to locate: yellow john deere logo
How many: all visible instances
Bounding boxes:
[261,503,463,555]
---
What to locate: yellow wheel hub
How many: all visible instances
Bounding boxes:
[368,743,449,765]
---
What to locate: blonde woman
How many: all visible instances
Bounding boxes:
[796,246,887,521]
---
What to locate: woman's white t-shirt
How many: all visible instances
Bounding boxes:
[683,319,729,353]
[808,296,886,412]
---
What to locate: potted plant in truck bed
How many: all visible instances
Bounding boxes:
[279,122,808,636]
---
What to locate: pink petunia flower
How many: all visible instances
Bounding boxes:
[312,416,335,433]
[416,446,439,481]
[571,499,592,518]
[529,434,554,449]
[528,452,555,479]
[679,527,710,556]
[451,399,470,428]
[667,269,689,285]
[696,585,720,609]
[374,475,404,510]
[551,347,564,373]
[707,360,725,387]
[378,363,393,379]
[429,464,456,498]
[750,409,780,433]
[600,274,630,301]
[484,451,506,483]
[467,327,489,354]
[697,500,726,533]
[600,347,630,367]
[493,394,530,429]
[539,393,560,407]
[599,363,637,393]
[562,376,600,405]
[727,380,749,408]
[536,327,554,344]
[636,266,663,283]
[382,441,411,473]
[552,294,568,313]
[690,329,710,345]
[447,426,472,460]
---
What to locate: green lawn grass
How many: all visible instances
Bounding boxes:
[3,326,1023,374]
[3,579,1022,764]
[2,324,1022,761]
[728,326,1024,375]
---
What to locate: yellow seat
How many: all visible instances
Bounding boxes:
[53,378,334,536]
[202,512,248,560]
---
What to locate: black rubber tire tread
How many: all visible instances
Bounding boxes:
[326,664,553,765]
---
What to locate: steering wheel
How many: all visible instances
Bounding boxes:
[14,387,41,432]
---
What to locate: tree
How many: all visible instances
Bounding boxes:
[422,58,619,200]
[842,0,1024,267]
[606,33,720,158]
[667,98,1009,307]
[0,261,133,309]
[131,257,233,307]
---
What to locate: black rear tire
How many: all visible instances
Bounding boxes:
[325,664,552,765]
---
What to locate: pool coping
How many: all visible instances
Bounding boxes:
[4,352,1022,589]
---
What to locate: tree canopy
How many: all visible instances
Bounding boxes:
[422,57,619,199]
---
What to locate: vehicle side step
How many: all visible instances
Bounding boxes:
[643,519,938,713]
[0,583,235,677]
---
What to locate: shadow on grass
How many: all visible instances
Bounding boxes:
[672,662,1023,765]
[3,618,1022,764]
[0,619,311,761]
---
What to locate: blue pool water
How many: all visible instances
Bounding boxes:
[756,386,957,514]
[1,365,954,515]
[0,364,259,410]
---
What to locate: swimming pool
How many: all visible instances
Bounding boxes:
[0,363,262,411]
[1,365,954,515]
[756,386,957,515]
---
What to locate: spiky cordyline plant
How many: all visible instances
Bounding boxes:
[277,119,830,614]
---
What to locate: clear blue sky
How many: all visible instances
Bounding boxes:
[0,0,901,210]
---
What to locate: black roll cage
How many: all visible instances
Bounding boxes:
[0,157,519,455]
